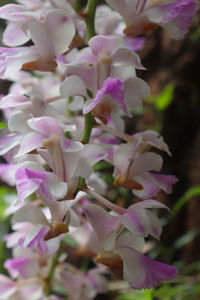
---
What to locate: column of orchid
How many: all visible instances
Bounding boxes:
[0,0,197,299]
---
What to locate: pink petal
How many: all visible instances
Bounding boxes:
[0,4,26,21]
[0,163,18,186]
[3,22,29,47]
[133,130,171,155]
[118,246,178,290]
[23,225,48,253]
[15,167,68,203]
[146,0,196,39]
[89,35,123,55]
[0,94,30,109]
[0,134,20,156]
[83,77,131,117]
[83,203,119,242]
[120,208,149,237]
[120,202,164,239]
[133,173,178,199]
[132,199,169,210]
[112,47,145,70]
[124,37,145,52]
[2,47,38,79]
[148,173,179,194]
[27,116,62,137]
[15,131,44,157]
[4,256,38,279]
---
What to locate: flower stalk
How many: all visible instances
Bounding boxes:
[44,247,62,296]
[85,0,97,40]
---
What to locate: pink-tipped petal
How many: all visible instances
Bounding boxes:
[83,203,119,242]
[133,130,171,155]
[89,35,123,55]
[27,116,61,137]
[15,167,68,203]
[118,246,178,290]
[4,256,38,279]
[15,132,44,157]
[83,77,131,117]
[3,22,29,47]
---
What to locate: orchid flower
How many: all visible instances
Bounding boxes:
[11,191,86,254]
[0,0,195,296]
[0,274,43,300]
[106,0,197,39]
[0,9,75,76]
[60,35,150,124]
[95,5,146,51]
[112,130,178,198]
[58,266,107,300]
[83,201,178,290]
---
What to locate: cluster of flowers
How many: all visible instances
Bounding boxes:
[0,0,197,299]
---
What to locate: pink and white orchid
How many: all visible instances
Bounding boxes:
[82,201,178,290]
[0,0,194,297]
[60,35,150,124]
[106,0,197,39]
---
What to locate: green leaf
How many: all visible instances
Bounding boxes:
[52,285,67,297]
[191,27,200,42]
[173,230,198,249]
[0,187,17,220]
[101,173,114,185]
[62,234,79,248]
[0,122,7,129]
[86,88,94,98]
[92,160,113,171]
[170,186,200,218]
[117,289,153,300]
[155,84,174,111]
[0,241,10,275]
[0,0,14,6]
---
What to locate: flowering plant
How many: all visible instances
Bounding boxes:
[0,0,197,299]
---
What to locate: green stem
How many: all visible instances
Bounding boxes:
[44,247,61,296]
[85,0,97,40]
[81,0,96,144]
[81,112,94,144]
[79,112,94,190]
[66,96,73,118]
[78,0,96,190]
[73,0,81,11]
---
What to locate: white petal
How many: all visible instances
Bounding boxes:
[44,9,75,56]
[130,152,163,176]
[29,21,53,58]
[117,231,145,252]
[14,206,49,226]
[132,199,169,210]
[60,75,87,98]
[3,22,29,47]
[124,77,151,110]
[8,111,30,133]
[103,231,117,251]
